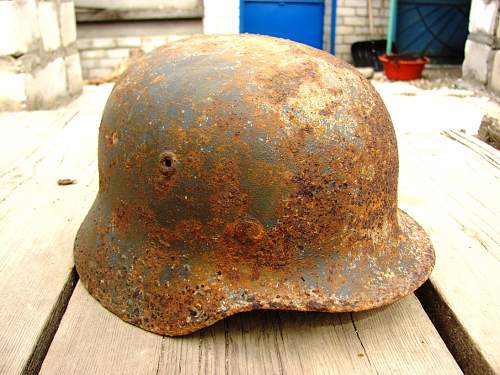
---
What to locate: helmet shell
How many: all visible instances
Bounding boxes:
[75,34,434,336]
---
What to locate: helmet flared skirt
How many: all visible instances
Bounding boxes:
[75,196,434,336]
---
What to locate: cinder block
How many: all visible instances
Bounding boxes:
[115,37,142,48]
[38,2,61,51]
[65,53,83,96]
[60,2,77,47]
[17,0,40,52]
[167,35,190,43]
[91,38,117,49]
[81,57,123,69]
[77,38,93,50]
[462,39,491,84]
[469,0,499,35]
[27,58,67,108]
[489,50,500,93]
[0,72,28,111]
[0,2,26,56]
[83,67,114,80]
[106,48,132,59]
[142,37,169,49]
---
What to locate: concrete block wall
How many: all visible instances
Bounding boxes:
[75,0,203,80]
[334,0,389,62]
[462,0,500,94]
[0,0,82,111]
[77,34,193,79]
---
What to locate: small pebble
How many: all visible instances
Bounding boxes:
[57,178,76,186]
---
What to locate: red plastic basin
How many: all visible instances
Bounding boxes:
[379,54,429,81]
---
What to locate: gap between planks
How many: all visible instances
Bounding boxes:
[398,131,500,374]
[22,268,79,375]
[0,84,113,375]
[40,282,461,375]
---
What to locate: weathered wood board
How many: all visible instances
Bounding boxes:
[0,85,113,374]
[375,82,500,374]
[398,131,500,375]
[41,283,461,375]
[2,81,499,375]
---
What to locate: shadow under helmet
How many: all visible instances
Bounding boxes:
[75,34,435,336]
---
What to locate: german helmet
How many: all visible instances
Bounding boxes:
[75,34,435,336]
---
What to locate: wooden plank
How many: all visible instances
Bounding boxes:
[398,132,500,374]
[40,82,460,374]
[42,285,461,374]
[0,100,82,202]
[353,295,461,375]
[0,85,113,374]
[39,283,163,375]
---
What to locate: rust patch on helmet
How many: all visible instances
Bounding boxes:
[75,34,435,336]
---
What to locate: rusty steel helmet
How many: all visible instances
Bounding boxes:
[75,34,435,336]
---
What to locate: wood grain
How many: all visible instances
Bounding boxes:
[0,85,112,374]
[42,284,461,375]
[398,131,500,374]
[39,283,163,375]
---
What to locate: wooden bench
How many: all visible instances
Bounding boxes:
[0,83,498,374]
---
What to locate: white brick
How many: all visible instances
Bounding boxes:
[77,38,93,49]
[115,37,142,48]
[335,44,351,54]
[167,35,190,43]
[65,53,82,96]
[83,67,113,80]
[336,26,354,34]
[469,0,499,35]
[354,26,370,34]
[80,49,107,59]
[27,58,67,107]
[38,2,61,51]
[489,51,500,93]
[343,35,365,44]
[462,40,491,84]
[142,37,169,48]
[91,38,117,49]
[355,8,368,16]
[18,0,40,51]
[337,7,355,16]
[0,72,28,111]
[349,0,368,8]
[106,48,131,59]
[81,57,123,69]
[60,2,77,47]
[344,17,367,26]
[0,2,26,56]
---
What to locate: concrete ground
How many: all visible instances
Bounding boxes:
[371,71,500,139]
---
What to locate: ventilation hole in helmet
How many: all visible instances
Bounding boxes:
[159,151,177,174]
